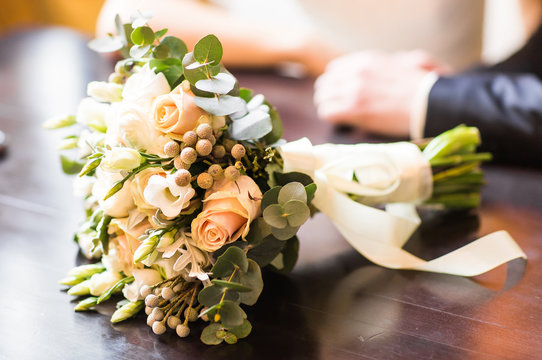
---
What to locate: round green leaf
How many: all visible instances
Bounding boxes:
[201,323,223,345]
[278,182,307,205]
[193,95,247,116]
[238,260,263,306]
[131,26,154,45]
[195,72,236,94]
[198,284,240,307]
[219,300,245,327]
[220,246,249,272]
[283,200,310,227]
[194,34,223,64]
[227,319,252,339]
[152,44,169,59]
[262,204,287,229]
[271,225,298,241]
[211,257,235,278]
[262,186,281,210]
[129,44,150,59]
[161,36,187,59]
[211,280,252,293]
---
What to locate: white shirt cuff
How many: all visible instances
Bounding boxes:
[409,72,439,140]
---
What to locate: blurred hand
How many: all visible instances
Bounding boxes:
[314,50,450,137]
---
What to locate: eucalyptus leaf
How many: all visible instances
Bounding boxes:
[238,260,263,305]
[261,186,281,211]
[194,95,247,116]
[193,34,223,64]
[201,323,223,345]
[247,235,285,267]
[154,28,168,39]
[211,256,235,278]
[227,319,252,339]
[262,204,287,229]
[229,109,272,141]
[129,44,151,58]
[263,107,284,145]
[271,225,298,241]
[152,44,169,59]
[161,36,187,59]
[212,280,252,293]
[245,217,272,246]
[305,183,317,204]
[275,171,314,187]
[278,182,307,205]
[198,285,239,307]
[271,236,299,274]
[220,246,249,272]
[182,52,209,85]
[283,200,310,227]
[130,26,155,45]
[239,88,253,102]
[219,300,246,327]
[130,11,153,28]
[195,72,236,94]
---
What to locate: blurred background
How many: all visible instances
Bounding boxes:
[0,0,539,66]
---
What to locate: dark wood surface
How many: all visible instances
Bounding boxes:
[1,28,542,360]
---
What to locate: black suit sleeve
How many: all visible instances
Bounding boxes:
[424,24,542,166]
[425,73,542,165]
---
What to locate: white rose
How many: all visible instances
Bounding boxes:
[122,268,162,302]
[88,81,123,103]
[105,102,170,157]
[92,167,136,217]
[143,174,195,218]
[88,271,123,296]
[76,97,109,132]
[122,64,170,111]
[101,146,142,172]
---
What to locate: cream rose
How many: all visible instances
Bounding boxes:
[101,146,143,172]
[152,84,207,135]
[131,167,167,212]
[191,176,262,252]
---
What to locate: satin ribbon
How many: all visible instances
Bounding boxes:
[280,138,526,277]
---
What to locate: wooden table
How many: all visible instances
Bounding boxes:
[1,28,542,360]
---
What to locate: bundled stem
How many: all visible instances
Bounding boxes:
[418,125,492,210]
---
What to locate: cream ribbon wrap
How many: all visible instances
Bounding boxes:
[280,138,527,276]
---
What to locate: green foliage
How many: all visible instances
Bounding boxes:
[262,106,283,145]
[131,26,155,46]
[193,34,223,65]
[161,36,188,59]
[201,323,224,345]
[212,246,248,277]
[211,280,252,292]
[193,95,247,116]
[60,155,84,175]
[198,284,240,307]
[74,297,98,311]
[237,260,263,305]
[247,235,285,267]
[78,156,102,177]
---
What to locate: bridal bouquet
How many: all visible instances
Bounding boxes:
[45,14,526,345]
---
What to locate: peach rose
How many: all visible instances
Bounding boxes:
[191,176,262,252]
[131,167,167,213]
[152,84,207,135]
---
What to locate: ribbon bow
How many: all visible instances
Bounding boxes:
[280,138,526,277]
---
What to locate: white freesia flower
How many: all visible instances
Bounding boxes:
[122,64,170,111]
[101,146,142,172]
[104,102,170,156]
[88,81,123,103]
[122,268,162,302]
[77,129,104,158]
[76,97,109,132]
[143,174,195,218]
[88,271,122,296]
[92,167,136,217]
[72,175,96,198]
[76,228,102,259]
